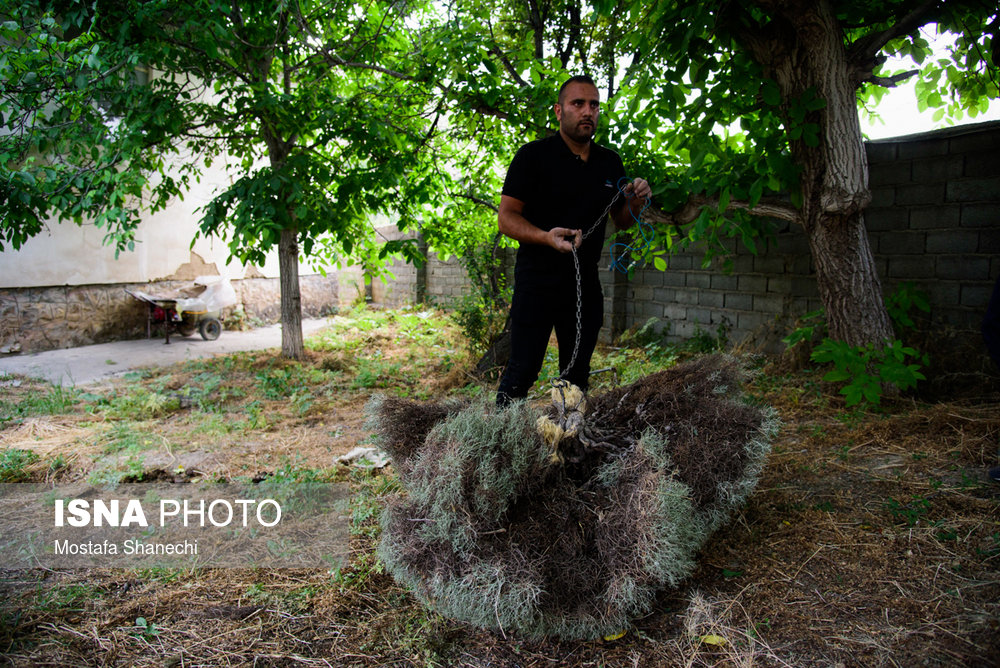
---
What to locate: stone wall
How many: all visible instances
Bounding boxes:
[0,275,339,353]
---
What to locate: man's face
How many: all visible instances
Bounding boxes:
[555,82,600,144]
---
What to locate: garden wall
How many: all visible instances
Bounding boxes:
[594,121,1000,381]
[375,121,1000,383]
[4,120,997,375]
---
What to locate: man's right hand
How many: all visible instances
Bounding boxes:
[547,227,582,253]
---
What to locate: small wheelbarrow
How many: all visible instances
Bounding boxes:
[126,276,237,344]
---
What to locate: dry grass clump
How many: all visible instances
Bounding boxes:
[367,355,778,639]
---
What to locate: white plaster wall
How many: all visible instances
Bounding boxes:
[0,147,330,287]
[0,66,325,289]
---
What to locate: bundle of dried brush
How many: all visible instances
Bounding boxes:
[365,354,778,640]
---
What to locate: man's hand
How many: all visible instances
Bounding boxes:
[546,227,582,253]
[625,178,652,208]
[613,178,653,230]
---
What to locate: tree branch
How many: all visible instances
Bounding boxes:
[846,0,940,68]
[867,68,919,87]
[645,195,800,226]
[455,192,499,212]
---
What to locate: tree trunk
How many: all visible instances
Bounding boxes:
[741,0,895,346]
[278,228,305,360]
[808,211,893,346]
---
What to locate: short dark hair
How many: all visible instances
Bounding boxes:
[558,75,598,104]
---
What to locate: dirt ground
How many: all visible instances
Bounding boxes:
[1,309,998,667]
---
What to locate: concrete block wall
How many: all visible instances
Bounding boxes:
[599,223,821,352]
[864,124,999,336]
[425,255,471,304]
[603,121,1000,371]
[369,227,419,309]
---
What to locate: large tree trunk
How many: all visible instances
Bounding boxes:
[278,228,305,360]
[741,0,894,346]
[808,211,892,346]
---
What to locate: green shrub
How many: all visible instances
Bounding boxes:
[811,338,927,406]
[783,284,931,407]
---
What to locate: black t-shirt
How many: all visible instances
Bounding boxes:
[502,133,626,286]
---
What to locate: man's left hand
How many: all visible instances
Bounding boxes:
[625,178,652,204]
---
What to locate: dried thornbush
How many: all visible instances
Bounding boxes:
[365,354,778,639]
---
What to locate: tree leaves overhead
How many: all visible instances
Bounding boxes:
[1,0,441,264]
[2,0,996,274]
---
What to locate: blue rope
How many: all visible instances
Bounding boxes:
[608,176,653,274]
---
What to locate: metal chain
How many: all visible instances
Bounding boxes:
[559,188,625,380]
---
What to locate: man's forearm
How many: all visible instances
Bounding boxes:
[499,208,551,246]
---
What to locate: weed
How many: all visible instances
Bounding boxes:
[48,454,69,474]
[256,368,299,399]
[133,617,160,638]
[886,495,931,527]
[88,453,146,486]
[976,532,1000,559]
[683,318,732,354]
[350,468,400,538]
[190,413,236,438]
[352,358,405,390]
[180,371,243,410]
[239,400,269,431]
[782,283,931,407]
[99,422,154,455]
[34,583,100,612]
[811,338,927,407]
[0,448,41,481]
[243,581,318,614]
[92,386,181,420]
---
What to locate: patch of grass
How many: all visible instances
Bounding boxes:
[352,357,406,390]
[98,422,157,455]
[350,468,400,538]
[87,448,146,486]
[33,583,102,612]
[243,582,317,614]
[0,383,78,425]
[309,306,467,397]
[886,495,932,527]
[180,371,245,410]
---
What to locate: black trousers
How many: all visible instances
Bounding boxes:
[496,274,603,405]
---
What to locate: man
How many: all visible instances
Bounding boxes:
[984,275,1000,482]
[496,74,651,405]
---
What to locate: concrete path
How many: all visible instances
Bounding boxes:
[0,319,331,387]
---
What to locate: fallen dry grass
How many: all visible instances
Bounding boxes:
[1,307,998,667]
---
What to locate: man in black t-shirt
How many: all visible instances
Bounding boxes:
[496,75,651,405]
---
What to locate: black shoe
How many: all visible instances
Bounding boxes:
[989,466,1000,482]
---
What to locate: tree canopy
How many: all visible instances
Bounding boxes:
[2,0,997,354]
[431,0,997,346]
